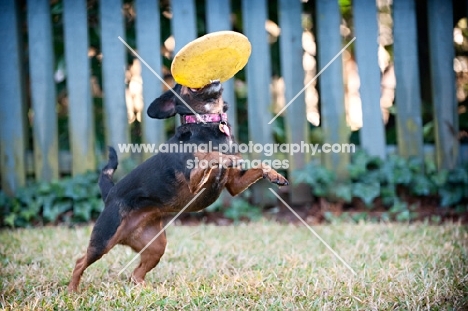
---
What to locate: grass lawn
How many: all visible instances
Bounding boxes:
[0,221,467,310]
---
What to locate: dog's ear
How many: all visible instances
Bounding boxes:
[147,84,181,119]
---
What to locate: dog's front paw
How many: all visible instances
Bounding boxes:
[263,169,289,186]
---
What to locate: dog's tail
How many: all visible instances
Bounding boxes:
[98,147,118,201]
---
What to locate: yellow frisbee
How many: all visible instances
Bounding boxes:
[171,31,251,88]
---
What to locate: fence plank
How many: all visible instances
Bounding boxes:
[279,0,311,204]
[393,0,424,160]
[353,0,386,159]
[242,0,275,206]
[205,0,237,206]
[315,0,349,179]
[171,0,197,54]
[206,0,238,137]
[27,0,59,181]
[100,0,130,157]
[242,0,273,148]
[135,0,165,159]
[428,0,458,170]
[171,0,197,128]
[0,0,27,194]
[63,0,96,175]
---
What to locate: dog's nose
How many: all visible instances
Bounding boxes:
[208,81,222,93]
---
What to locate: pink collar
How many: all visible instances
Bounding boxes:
[181,113,231,137]
[181,113,228,124]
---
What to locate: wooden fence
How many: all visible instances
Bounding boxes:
[0,0,461,203]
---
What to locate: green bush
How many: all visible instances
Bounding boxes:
[295,150,468,221]
[0,171,262,227]
[206,191,262,223]
[1,172,103,228]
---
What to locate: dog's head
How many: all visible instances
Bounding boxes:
[147,81,226,119]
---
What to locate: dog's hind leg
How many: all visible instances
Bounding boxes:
[68,203,123,292]
[125,217,167,285]
[98,147,118,201]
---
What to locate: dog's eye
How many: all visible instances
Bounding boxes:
[189,88,199,93]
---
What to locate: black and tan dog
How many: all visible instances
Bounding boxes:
[68,81,288,291]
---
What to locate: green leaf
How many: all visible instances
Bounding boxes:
[42,196,58,222]
[379,155,412,185]
[90,198,104,213]
[323,211,337,223]
[37,181,52,194]
[50,1,63,14]
[447,168,468,184]
[380,184,397,206]
[431,170,448,187]
[352,183,380,207]
[333,183,352,203]
[224,198,261,222]
[4,214,16,227]
[313,184,329,197]
[411,175,435,196]
[394,167,412,185]
[19,198,42,222]
[73,201,92,221]
[10,199,22,213]
[294,162,335,197]
[407,157,423,174]
[439,187,464,207]
[424,159,437,175]
[423,121,434,142]
[389,200,407,212]
[351,212,368,223]
[348,152,369,180]
[348,150,382,182]
[56,200,73,214]
[396,210,411,222]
